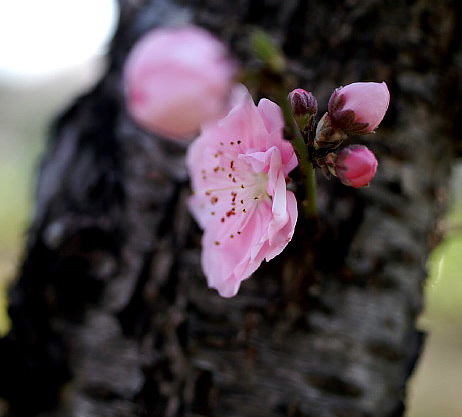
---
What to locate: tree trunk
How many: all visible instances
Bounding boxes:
[1,0,461,416]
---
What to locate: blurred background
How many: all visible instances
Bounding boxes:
[0,1,460,416]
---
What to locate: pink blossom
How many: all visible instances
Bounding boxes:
[187,86,298,297]
[328,82,390,134]
[124,26,237,140]
[335,145,378,188]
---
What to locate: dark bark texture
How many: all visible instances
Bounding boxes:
[1,0,461,416]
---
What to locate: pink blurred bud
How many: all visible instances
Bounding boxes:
[328,82,390,134]
[335,145,378,188]
[124,26,237,140]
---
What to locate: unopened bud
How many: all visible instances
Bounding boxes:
[288,88,317,132]
[288,89,317,117]
[334,145,378,188]
[328,82,390,135]
[314,113,346,148]
[124,26,237,141]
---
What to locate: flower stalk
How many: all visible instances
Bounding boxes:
[279,93,318,219]
[249,31,319,219]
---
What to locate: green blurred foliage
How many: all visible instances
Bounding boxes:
[426,166,462,322]
[0,278,9,336]
[428,233,462,321]
[408,165,462,417]
[0,122,41,336]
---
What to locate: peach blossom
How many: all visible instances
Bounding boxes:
[187,86,298,297]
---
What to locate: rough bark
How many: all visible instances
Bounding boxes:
[1,0,461,416]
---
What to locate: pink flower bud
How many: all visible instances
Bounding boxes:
[335,145,378,188]
[328,82,390,134]
[288,88,317,117]
[124,26,237,140]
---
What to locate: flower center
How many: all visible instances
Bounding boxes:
[202,152,271,230]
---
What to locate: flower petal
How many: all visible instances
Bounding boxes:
[202,201,272,297]
[257,98,284,133]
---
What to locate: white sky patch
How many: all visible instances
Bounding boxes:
[0,0,118,82]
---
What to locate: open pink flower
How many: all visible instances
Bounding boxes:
[187,86,298,297]
[328,82,390,134]
[124,26,237,140]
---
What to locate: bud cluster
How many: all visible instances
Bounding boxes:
[288,82,389,188]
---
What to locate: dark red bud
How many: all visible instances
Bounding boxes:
[288,88,318,117]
